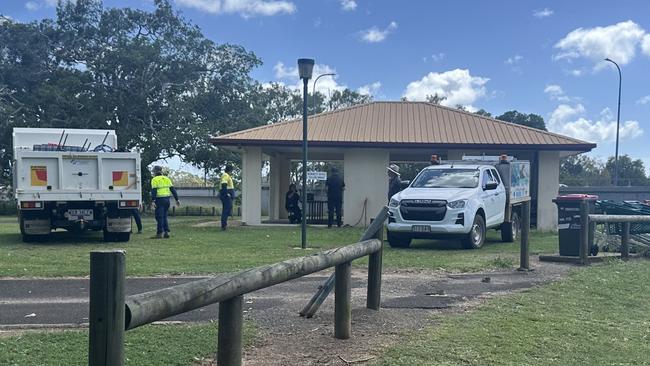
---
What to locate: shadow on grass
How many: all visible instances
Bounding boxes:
[405,236,505,251]
[0,230,104,246]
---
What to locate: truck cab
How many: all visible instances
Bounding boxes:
[387,157,529,249]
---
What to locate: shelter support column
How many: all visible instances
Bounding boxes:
[269,155,291,220]
[241,147,262,225]
[343,149,389,227]
[536,151,560,231]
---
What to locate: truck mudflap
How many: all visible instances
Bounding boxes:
[106,217,132,233]
[22,218,51,235]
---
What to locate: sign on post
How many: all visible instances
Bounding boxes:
[307,171,327,181]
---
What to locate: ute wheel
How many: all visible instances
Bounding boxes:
[387,230,412,248]
[500,211,521,243]
[463,214,486,249]
[103,230,131,242]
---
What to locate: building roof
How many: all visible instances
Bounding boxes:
[210,101,596,151]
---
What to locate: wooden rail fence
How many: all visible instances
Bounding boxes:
[88,207,388,366]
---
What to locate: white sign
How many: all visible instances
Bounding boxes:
[307,171,327,181]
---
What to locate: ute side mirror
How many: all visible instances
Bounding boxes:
[400,180,410,190]
[484,182,498,191]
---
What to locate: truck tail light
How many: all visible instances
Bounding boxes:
[21,201,44,210]
[119,200,140,208]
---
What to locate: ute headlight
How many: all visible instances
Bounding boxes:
[389,198,400,207]
[447,200,466,209]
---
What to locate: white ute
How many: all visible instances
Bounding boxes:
[387,156,530,249]
[12,128,141,242]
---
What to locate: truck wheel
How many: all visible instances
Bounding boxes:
[463,215,486,249]
[387,231,411,248]
[500,212,520,243]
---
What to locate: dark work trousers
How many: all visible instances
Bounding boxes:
[221,195,233,229]
[132,209,143,232]
[154,197,171,234]
[328,198,343,227]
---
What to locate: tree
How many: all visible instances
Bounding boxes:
[328,89,372,110]
[474,109,492,117]
[605,155,648,186]
[0,0,262,187]
[455,104,467,111]
[495,110,547,131]
[560,155,608,186]
[425,93,446,105]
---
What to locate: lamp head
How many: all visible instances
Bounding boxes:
[297,58,315,80]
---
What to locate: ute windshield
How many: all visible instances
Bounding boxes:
[411,168,479,188]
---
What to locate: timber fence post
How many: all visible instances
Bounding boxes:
[367,225,383,310]
[334,261,352,339]
[217,295,244,366]
[89,250,126,366]
[621,222,630,261]
[518,200,531,271]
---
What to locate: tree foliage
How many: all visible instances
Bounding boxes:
[495,110,547,131]
[425,94,446,105]
[560,154,648,186]
[0,0,261,184]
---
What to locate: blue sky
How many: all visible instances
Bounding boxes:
[3,0,650,171]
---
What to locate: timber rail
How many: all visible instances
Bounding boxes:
[88,206,388,366]
[586,214,650,264]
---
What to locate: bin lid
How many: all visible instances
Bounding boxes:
[554,194,599,201]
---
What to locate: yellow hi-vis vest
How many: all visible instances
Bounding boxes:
[151,175,173,197]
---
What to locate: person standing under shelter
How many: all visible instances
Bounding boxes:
[219,165,235,231]
[326,167,345,228]
[387,164,402,202]
[150,166,180,239]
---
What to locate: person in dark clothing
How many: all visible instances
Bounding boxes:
[132,208,143,234]
[387,164,402,202]
[150,166,180,239]
[325,168,345,228]
[285,183,302,224]
[219,165,235,231]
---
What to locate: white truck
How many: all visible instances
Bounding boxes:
[12,128,141,242]
[387,156,530,249]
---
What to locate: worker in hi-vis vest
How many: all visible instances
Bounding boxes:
[219,165,235,231]
[150,166,180,239]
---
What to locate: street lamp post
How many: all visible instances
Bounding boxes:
[298,58,315,249]
[605,58,622,186]
[312,73,336,114]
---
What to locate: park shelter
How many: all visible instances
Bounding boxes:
[210,101,596,230]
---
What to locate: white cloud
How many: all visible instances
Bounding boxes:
[0,15,13,24]
[360,21,397,43]
[357,81,381,96]
[549,104,642,142]
[505,54,523,65]
[544,84,571,102]
[533,8,553,18]
[554,21,647,67]
[431,52,445,62]
[637,95,650,105]
[340,0,356,11]
[273,62,345,94]
[642,34,650,57]
[25,1,40,11]
[402,69,489,110]
[175,0,296,17]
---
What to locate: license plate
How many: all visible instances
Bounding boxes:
[68,209,93,221]
[412,225,431,233]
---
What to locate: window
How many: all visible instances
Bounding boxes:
[411,169,479,188]
[490,169,501,184]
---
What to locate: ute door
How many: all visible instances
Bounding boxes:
[480,169,500,227]
[490,168,507,224]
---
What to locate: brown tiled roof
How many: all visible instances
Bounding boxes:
[210,101,596,151]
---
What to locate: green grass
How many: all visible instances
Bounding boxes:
[375,260,650,366]
[0,323,256,366]
[0,215,557,277]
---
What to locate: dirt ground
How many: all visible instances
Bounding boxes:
[196,259,573,366]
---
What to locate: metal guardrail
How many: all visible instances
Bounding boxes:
[88,207,388,366]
